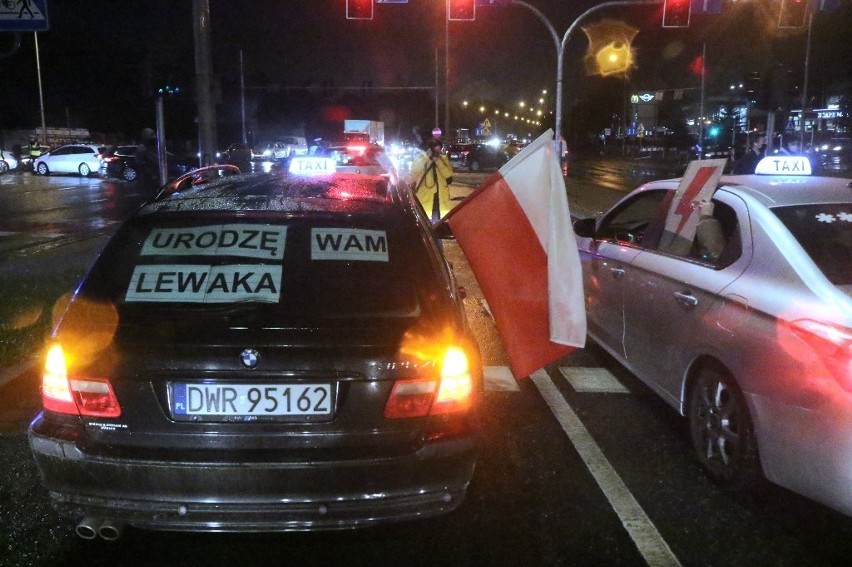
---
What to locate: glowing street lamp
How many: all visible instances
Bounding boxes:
[595,41,633,76]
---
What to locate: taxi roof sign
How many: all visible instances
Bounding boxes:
[289,157,336,176]
[754,156,812,176]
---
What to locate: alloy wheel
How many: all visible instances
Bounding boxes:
[688,367,758,485]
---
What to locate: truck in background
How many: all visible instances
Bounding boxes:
[343,120,385,147]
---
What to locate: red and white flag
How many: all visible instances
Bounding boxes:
[440,130,586,379]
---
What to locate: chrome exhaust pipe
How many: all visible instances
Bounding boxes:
[75,517,102,540]
[98,520,124,541]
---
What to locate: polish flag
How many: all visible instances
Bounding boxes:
[439,130,586,379]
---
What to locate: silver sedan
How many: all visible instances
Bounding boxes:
[573,158,852,516]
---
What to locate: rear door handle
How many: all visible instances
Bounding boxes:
[674,291,698,308]
[610,267,625,279]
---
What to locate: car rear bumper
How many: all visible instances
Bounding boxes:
[749,392,852,517]
[29,425,478,532]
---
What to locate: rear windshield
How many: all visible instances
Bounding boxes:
[79,215,445,326]
[772,203,852,285]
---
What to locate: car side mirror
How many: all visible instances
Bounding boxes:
[573,217,597,238]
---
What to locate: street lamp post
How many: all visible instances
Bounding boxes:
[193,0,216,166]
[799,9,814,149]
[510,0,662,146]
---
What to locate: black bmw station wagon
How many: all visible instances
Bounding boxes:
[28,159,482,538]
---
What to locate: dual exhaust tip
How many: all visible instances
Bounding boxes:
[75,517,124,541]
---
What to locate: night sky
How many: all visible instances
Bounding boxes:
[0,0,849,142]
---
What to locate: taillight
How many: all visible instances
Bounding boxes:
[384,346,474,419]
[791,319,852,392]
[41,343,122,418]
[431,347,473,414]
[384,379,437,419]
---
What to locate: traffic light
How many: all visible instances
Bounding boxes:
[448,0,475,21]
[662,0,691,28]
[779,0,808,28]
[346,0,373,20]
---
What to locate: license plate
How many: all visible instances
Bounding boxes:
[172,382,333,418]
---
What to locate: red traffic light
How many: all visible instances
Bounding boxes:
[346,0,374,20]
[448,0,475,21]
[662,0,691,28]
[779,0,809,28]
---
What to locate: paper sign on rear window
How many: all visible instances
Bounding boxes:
[141,224,287,260]
[125,264,282,303]
[311,228,388,262]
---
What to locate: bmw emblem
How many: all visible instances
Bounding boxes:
[240,348,260,369]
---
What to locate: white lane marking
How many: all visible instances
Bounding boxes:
[0,231,17,237]
[531,369,682,567]
[484,366,520,392]
[559,366,630,394]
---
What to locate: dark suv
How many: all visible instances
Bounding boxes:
[459,142,509,172]
[99,145,196,182]
[29,160,482,538]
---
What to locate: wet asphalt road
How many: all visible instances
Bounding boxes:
[1,163,851,566]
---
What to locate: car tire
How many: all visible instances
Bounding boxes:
[468,159,480,173]
[687,365,761,488]
[122,166,138,182]
[36,162,49,175]
[0,160,8,174]
[79,163,91,176]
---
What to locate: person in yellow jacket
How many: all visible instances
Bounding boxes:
[413,138,454,223]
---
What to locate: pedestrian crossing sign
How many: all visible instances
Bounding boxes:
[0,0,49,32]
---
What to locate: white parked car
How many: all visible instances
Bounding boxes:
[33,143,106,177]
[252,137,308,160]
[0,149,19,174]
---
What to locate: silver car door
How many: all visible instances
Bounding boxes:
[580,188,672,362]
[623,194,750,407]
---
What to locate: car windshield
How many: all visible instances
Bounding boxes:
[772,203,852,285]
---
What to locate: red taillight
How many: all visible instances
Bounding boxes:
[42,343,122,418]
[384,379,437,419]
[791,319,852,392]
[384,346,474,419]
[346,144,367,155]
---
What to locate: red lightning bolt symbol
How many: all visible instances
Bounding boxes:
[673,166,717,235]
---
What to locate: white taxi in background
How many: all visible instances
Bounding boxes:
[573,156,852,516]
